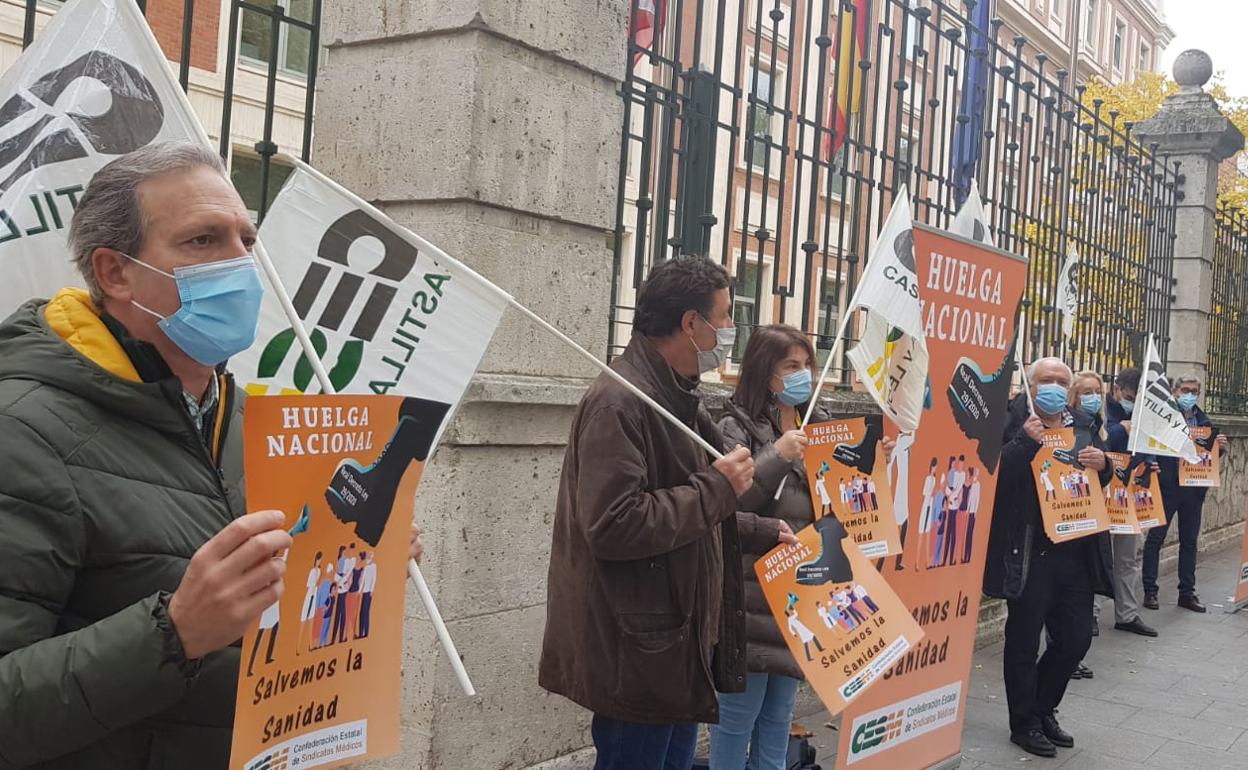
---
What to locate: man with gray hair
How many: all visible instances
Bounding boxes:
[982,357,1114,758]
[0,141,421,767]
[1141,374,1228,613]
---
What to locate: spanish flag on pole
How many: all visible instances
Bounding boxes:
[824,0,870,158]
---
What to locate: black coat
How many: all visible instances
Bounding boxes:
[1158,405,1216,508]
[982,395,1115,601]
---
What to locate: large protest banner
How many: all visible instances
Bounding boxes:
[233,394,441,770]
[804,416,900,558]
[0,0,206,316]
[1233,511,1248,611]
[755,518,923,714]
[1031,428,1111,543]
[836,225,1026,769]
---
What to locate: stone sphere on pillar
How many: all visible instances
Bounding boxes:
[1173,49,1213,90]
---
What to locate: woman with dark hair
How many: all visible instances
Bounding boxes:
[709,324,852,770]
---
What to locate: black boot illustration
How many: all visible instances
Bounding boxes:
[828,415,883,473]
[325,397,450,547]
[946,325,1018,473]
[795,516,855,586]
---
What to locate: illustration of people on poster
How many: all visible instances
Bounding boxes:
[1131,460,1168,531]
[1030,427,1111,542]
[230,394,448,770]
[836,225,1027,770]
[804,416,901,558]
[756,517,923,713]
[1103,452,1141,535]
[1180,426,1222,487]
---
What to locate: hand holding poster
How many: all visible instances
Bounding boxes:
[1131,461,1167,530]
[804,416,900,558]
[1031,427,1111,542]
[1179,426,1221,487]
[232,394,443,770]
[1103,452,1141,535]
[755,519,923,714]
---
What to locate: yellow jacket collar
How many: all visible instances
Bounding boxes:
[43,288,141,383]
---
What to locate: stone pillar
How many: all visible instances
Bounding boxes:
[312,3,627,768]
[1135,50,1244,381]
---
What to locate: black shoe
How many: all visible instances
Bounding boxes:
[1011,730,1057,758]
[1091,616,1100,637]
[1178,593,1208,613]
[1071,663,1094,680]
[1114,617,1159,637]
[795,516,854,586]
[1040,714,1074,748]
[1143,593,1160,610]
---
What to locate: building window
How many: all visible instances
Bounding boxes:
[239,0,314,79]
[815,272,842,369]
[1082,0,1098,50]
[1139,43,1151,72]
[744,65,773,169]
[731,261,762,360]
[1051,0,1063,17]
[894,136,913,188]
[904,1,927,60]
[1113,19,1125,71]
[231,152,295,220]
[828,147,855,198]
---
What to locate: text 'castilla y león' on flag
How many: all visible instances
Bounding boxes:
[845,186,928,433]
[0,0,207,317]
[1129,334,1199,463]
[232,161,512,453]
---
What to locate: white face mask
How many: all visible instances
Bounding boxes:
[691,315,736,374]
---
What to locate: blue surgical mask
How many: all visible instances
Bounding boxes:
[1035,383,1069,415]
[1120,398,1135,416]
[1177,392,1199,412]
[776,368,813,406]
[126,254,265,366]
[1079,394,1102,416]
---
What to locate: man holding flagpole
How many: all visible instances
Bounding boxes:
[0,143,426,768]
[540,256,789,770]
[1141,374,1228,613]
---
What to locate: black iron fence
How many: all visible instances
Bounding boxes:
[611,0,1179,386]
[19,0,318,222]
[1207,203,1248,414]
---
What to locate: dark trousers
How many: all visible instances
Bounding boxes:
[962,512,976,564]
[1142,495,1204,596]
[942,509,960,566]
[591,715,696,770]
[359,592,373,638]
[1003,547,1094,735]
[333,593,349,643]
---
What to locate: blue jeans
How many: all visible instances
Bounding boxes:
[709,673,801,770]
[592,715,697,770]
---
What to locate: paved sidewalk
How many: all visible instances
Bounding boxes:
[804,543,1248,769]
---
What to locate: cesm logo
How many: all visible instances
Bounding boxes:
[850,710,903,756]
[245,748,290,770]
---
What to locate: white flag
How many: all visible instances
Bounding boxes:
[949,180,996,247]
[0,0,207,315]
[1128,335,1199,462]
[1055,248,1080,341]
[233,163,511,450]
[846,187,928,431]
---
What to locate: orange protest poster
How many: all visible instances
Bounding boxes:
[804,415,900,558]
[1103,452,1141,535]
[1233,511,1248,610]
[1180,426,1221,487]
[230,394,448,770]
[1131,461,1167,531]
[1031,427,1111,542]
[755,520,923,713]
[836,225,1026,769]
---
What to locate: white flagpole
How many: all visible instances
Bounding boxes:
[508,299,725,460]
[252,239,477,697]
[1019,358,1037,416]
[1127,335,1153,456]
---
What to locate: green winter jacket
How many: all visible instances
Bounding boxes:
[0,289,245,769]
